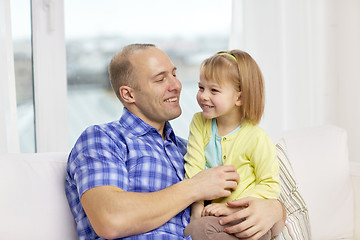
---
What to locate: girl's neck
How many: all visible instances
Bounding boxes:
[216,114,243,136]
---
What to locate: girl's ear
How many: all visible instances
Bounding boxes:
[119,86,135,103]
[235,91,242,106]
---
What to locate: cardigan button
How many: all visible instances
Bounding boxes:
[223,155,226,160]
[223,137,227,141]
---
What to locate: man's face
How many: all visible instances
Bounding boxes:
[130,47,182,129]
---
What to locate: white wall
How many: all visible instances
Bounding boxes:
[336,0,360,163]
[231,0,360,162]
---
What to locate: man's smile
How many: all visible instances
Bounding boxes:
[165,97,178,103]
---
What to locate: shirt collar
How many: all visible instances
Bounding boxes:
[164,121,177,144]
[120,108,177,143]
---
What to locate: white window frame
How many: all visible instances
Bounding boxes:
[0,0,20,153]
[31,0,68,152]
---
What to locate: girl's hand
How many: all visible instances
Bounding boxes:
[201,202,241,217]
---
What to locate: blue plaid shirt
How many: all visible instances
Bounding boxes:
[66,108,191,240]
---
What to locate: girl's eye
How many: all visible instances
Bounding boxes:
[198,86,204,91]
[211,88,219,92]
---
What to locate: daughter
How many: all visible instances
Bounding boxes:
[184,50,281,240]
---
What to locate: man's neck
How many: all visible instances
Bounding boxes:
[125,107,166,140]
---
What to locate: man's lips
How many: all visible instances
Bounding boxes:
[164,97,179,103]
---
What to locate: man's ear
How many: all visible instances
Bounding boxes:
[119,86,135,103]
[235,91,242,106]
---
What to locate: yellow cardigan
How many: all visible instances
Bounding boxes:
[184,112,280,203]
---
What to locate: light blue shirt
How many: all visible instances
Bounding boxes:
[205,119,241,168]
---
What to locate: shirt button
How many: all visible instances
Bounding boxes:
[223,155,226,160]
[223,137,227,141]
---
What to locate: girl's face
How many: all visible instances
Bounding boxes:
[196,74,242,120]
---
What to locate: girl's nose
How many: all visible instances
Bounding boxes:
[199,91,210,101]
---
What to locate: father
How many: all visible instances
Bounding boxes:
[65,43,285,240]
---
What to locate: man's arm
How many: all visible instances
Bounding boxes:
[219,197,286,240]
[81,165,239,239]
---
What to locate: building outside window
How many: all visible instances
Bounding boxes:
[12,0,231,152]
[11,0,35,152]
[64,0,231,147]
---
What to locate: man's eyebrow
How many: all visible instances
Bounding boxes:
[151,67,177,79]
[152,71,166,79]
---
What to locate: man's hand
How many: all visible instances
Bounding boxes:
[189,165,239,202]
[219,197,285,240]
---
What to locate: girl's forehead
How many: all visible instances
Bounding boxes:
[199,74,218,84]
[199,76,236,90]
[200,71,230,86]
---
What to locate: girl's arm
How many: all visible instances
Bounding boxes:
[190,201,204,220]
[184,113,208,179]
[242,131,280,199]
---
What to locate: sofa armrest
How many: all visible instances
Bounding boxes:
[0,153,78,239]
[350,161,360,239]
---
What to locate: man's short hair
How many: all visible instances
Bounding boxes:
[109,43,156,103]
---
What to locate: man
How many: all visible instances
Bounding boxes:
[65,43,285,240]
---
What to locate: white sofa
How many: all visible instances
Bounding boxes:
[0,125,359,239]
[275,125,360,239]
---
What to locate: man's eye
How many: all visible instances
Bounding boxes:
[156,78,164,82]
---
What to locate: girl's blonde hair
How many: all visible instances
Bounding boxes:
[200,50,265,124]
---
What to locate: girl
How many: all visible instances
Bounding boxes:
[184,50,281,240]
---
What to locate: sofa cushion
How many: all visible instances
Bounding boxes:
[280,125,354,239]
[275,140,311,239]
[0,152,78,239]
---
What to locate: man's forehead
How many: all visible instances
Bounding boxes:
[131,48,174,75]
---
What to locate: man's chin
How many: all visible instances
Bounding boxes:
[168,109,182,121]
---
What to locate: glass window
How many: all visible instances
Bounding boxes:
[11,0,35,152]
[65,0,231,147]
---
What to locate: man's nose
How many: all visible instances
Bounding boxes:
[169,75,182,91]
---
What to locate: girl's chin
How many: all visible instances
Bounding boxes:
[202,112,214,119]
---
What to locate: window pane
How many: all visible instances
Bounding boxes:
[65,0,231,147]
[11,0,35,153]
